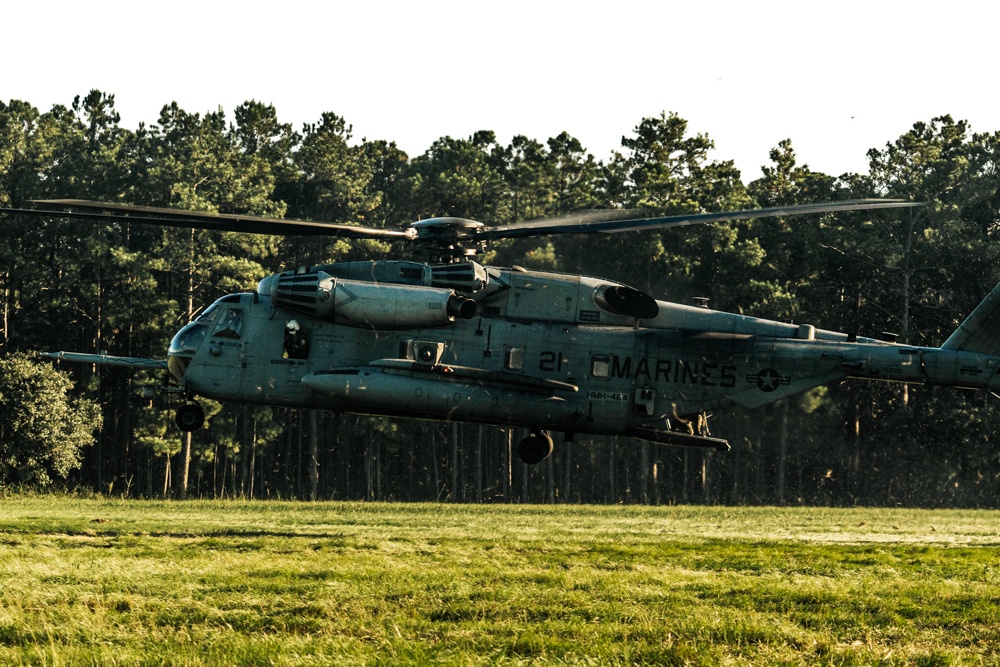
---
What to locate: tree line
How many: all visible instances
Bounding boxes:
[2,89,1000,506]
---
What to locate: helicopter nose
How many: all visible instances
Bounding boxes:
[168,321,210,382]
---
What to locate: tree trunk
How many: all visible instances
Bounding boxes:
[451,422,460,502]
[609,438,617,503]
[476,425,483,503]
[375,432,382,501]
[178,432,192,499]
[500,428,514,503]
[296,410,304,498]
[777,401,790,505]
[238,405,250,498]
[163,454,171,498]
[640,441,650,504]
[179,228,196,498]
[681,447,689,503]
[308,410,319,501]
[503,429,512,503]
[249,409,257,499]
[429,425,441,500]
[562,440,572,503]
[212,439,219,499]
[701,452,710,504]
[365,435,373,501]
[546,453,555,503]
[901,211,914,408]
[1,268,8,347]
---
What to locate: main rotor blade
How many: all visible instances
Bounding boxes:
[481,199,923,241]
[7,199,412,241]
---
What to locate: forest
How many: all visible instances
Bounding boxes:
[2,90,1000,507]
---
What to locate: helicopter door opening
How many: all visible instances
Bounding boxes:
[283,319,310,359]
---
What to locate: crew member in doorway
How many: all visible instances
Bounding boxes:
[284,319,309,359]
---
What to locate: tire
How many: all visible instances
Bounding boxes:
[517,433,554,465]
[175,403,205,432]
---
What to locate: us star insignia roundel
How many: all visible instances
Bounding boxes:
[746,368,790,392]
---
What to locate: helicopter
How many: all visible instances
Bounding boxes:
[6,197,1000,465]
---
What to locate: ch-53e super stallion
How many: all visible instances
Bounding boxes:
[6,198,1000,465]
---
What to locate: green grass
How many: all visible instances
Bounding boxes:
[1,498,999,665]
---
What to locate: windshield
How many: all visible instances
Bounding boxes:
[169,322,209,357]
[197,303,219,322]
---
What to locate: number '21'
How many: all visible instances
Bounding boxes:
[539,351,564,372]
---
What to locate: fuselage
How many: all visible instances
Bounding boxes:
[166,262,1000,439]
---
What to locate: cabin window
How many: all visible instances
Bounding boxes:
[590,354,610,378]
[212,308,245,339]
[504,347,524,371]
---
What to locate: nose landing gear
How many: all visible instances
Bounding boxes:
[175,401,205,432]
[517,430,554,465]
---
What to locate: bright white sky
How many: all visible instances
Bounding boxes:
[4,0,996,182]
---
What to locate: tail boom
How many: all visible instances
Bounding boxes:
[841,343,1000,390]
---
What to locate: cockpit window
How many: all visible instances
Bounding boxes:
[212,308,245,339]
[197,304,220,322]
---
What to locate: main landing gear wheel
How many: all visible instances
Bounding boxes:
[517,431,554,465]
[175,402,205,432]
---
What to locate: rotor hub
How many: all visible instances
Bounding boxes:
[409,217,487,261]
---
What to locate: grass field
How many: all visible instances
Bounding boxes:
[1,497,999,666]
